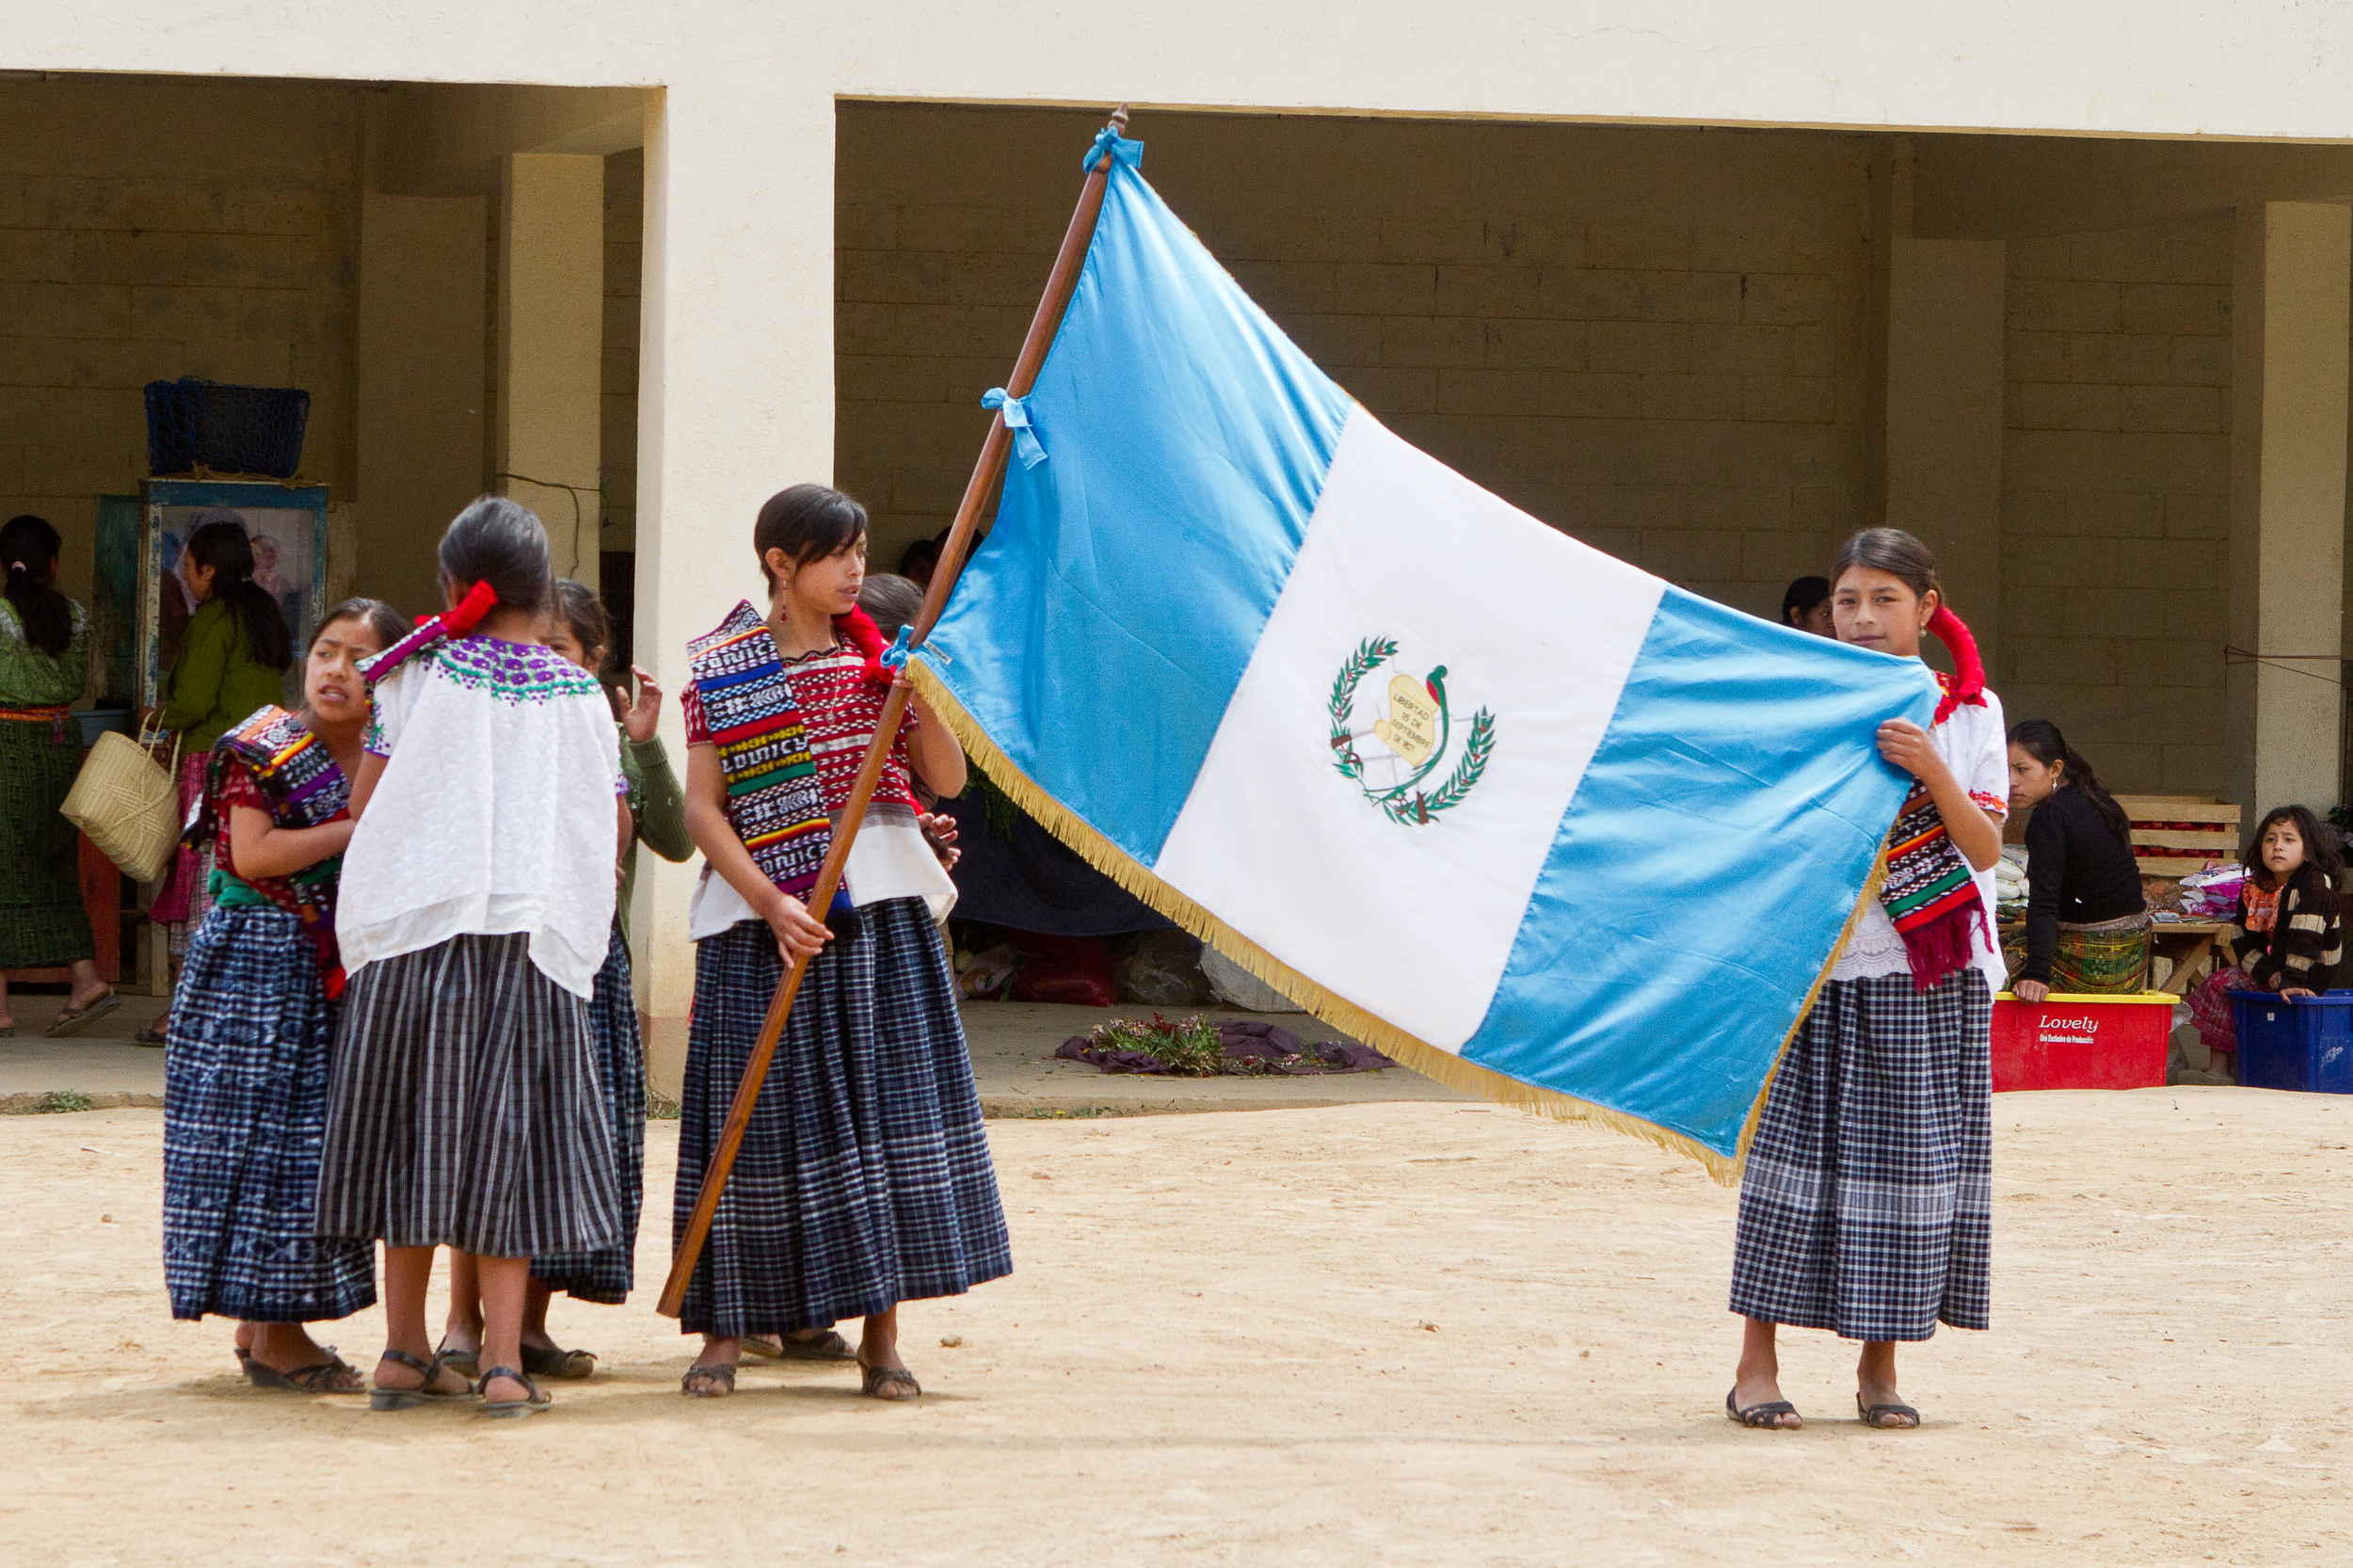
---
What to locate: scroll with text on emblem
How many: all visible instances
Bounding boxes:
[910,133,1935,1179]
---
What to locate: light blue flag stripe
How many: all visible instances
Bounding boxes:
[921,161,1352,866]
[1461,586,1935,1154]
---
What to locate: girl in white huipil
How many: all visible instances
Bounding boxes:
[316,496,629,1419]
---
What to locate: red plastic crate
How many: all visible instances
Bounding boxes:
[1990,992,2176,1092]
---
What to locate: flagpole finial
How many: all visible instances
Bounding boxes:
[1111,103,1130,134]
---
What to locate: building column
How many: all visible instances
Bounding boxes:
[632,80,836,1097]
[356,93,490,616]
[1885,235,2008,665]
[497,152,605,585]
[2228,201,2348,818]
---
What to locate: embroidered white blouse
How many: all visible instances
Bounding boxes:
[1831,687,2011,993]
[337,634,625,998]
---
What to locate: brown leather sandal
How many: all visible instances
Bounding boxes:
[370,1348,475,1411]
[680,1362,737,1399]
[860,1361,921,1400]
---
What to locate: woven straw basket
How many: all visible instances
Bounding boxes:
[63,724,182,884]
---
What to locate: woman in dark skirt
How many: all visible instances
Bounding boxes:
[161,599,407,1391]
[319,498,630,1418]
[1728,529,2009,1432]
[673,483,1009,1401]
[436,579,693,1380]
[0,515,119,1039]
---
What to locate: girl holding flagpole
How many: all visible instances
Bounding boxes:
[672,483,1009,1401]
[1727,526,2008,1432]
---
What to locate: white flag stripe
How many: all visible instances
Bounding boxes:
[1153,408,1666,1049]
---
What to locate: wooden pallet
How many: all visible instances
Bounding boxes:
[2115,794,2240,877]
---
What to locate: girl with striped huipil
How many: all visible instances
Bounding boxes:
[160,599,407,1393]
[672,484,1009,1402]
[317,497,630,1419]
[1727,528,2009,1433]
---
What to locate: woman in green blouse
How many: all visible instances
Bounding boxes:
[144,516,293,1039]
[0,515,120,1038]
[153,515,293,752]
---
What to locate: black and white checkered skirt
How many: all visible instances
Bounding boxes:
[162,904,376,1323]
[1728,969,1993,1341]
[530,926,645,1304]
[672,900,1012,1337]
[316,932,623,1259]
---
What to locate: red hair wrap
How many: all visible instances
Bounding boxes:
[1928,603,1986,725]
[837,605,893,689]
[441,579,500,635]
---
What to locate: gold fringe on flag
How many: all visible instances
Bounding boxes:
[912,661,1888,1187]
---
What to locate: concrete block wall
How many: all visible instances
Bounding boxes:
[835,107,1875,616]
[0,76,361,606]
[1999,217,2233,796]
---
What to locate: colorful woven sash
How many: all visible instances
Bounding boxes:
[1879,779,1986,990]
[185,705,352,994]
[687,602,837,905]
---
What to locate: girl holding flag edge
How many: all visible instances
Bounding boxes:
[672,483,1009,1401]
[1727,527,2008,1432]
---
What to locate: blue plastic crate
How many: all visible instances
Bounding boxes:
[142,378,310,479]
[2228,990,2353,1094]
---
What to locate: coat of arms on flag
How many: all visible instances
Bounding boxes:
[1329,639,1496,826]
[909,120,1937,1180]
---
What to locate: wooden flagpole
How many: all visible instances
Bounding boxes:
[657,104,1133,1318]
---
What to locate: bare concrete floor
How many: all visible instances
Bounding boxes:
[0,990,1468,1115]
[0,1091,2346,1565]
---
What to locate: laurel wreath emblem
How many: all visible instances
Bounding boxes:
[1326,636,1496,825]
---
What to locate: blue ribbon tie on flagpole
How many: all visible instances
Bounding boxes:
[880,625,913,673]
[1082,124,1144,172]
[983,388,1048,469]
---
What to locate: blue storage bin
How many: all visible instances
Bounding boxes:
[2228,990,2353,1094]
[75,707,135,746]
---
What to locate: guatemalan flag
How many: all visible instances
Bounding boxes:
[912,130,1937,1178]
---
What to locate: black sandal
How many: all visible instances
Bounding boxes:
[243,1351,363,1394]
[748,1329,856,1363]
[860,1361,921,1400]
[433,1340,480,1382]
[479,1366,552,1418]
[680,1362,737,1399]
[370,1348,475,1411]
[520,1341,598,1380]
[1857,1394,1920,1429]
[1726,1388,1801,1429]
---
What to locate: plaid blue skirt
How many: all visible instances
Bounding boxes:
[1729,969,1993,1342]
[162,904,376,1323]
[531,926,645,1304]
[673,900,1012,1337]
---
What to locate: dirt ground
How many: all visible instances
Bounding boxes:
[0,1091,2346,1567]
